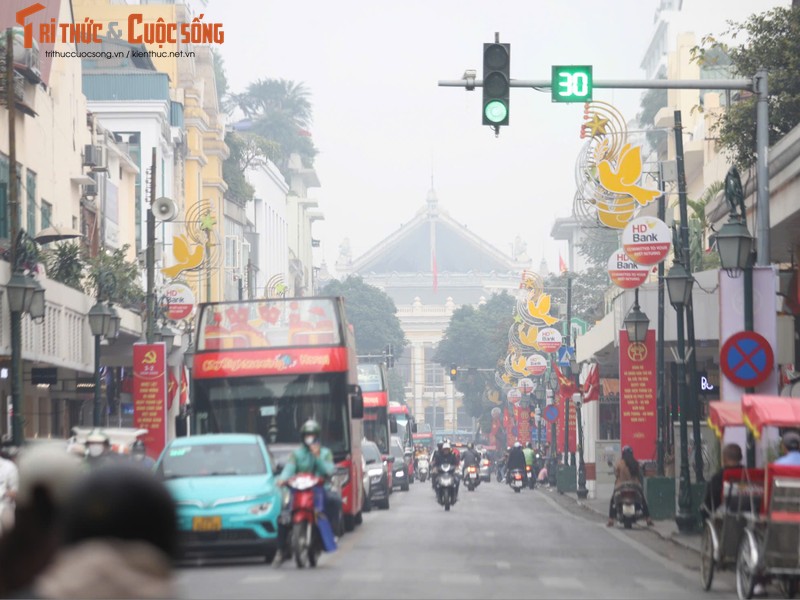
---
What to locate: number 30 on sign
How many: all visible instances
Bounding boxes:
[551,65,593,103]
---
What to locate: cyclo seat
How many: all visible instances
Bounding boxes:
[720,468,764,516]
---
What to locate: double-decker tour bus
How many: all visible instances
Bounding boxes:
[388,401,416,449]
[190,297,365,531]
[356,359,397,457]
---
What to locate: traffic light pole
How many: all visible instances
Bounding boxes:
[439,74,770,264]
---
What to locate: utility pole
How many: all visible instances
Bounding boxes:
[146,148,156,343]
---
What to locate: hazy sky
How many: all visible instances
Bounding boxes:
[201,0,782,277]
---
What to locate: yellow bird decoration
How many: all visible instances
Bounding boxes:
[511,355,529,376]
[596,197,636,229]
[597,143,660,206]
[527,294,558,326]
[501,373,513,386]
[519,325,539,348]
[161,235,204,279]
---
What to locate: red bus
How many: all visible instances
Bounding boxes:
[412,422,435,454]
[357,360,396,456]
[389,401,416,449]
[190,297,366,531]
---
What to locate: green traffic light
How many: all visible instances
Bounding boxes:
[484,100,508,124]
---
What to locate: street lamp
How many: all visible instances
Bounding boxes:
[623,290,650,344]
[158,324,176,354]
[105,306,121,340]
[717,165,757,467]
[666,257,696,532]
[88,301,113,428]
[6,230,46,445]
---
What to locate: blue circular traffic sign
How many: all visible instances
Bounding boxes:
[720,331,774,388]
[543,404,559,423]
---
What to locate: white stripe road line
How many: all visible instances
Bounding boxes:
[241,574,286,583]
[538,576,585,589]
[496,560,511,570]
[440,573,482,585]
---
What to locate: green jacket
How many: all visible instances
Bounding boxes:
[522,447,535,467]
[278,444,335,482]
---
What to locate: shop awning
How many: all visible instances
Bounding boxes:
[742,395,800,439]
[707,401,743,438]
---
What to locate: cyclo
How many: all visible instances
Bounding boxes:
[700,395,800,599]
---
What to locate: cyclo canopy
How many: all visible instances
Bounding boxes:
[742,395,800,440]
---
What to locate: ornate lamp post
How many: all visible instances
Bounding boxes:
[6,230,45,445]
[666,258,696,532]
[88,272,117,427]
[716,166,756,466]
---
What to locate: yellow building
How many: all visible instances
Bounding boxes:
[73,0,229,303]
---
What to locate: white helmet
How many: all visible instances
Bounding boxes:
[514,441,522,448]
[442,442,452,451]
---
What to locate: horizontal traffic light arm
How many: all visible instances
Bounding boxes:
[439,78,754,92]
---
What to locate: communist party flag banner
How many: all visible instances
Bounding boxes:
[553,363,577,454]
[619,329,657,460]
[133,343,168,460]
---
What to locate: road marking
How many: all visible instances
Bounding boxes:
[240,574,285,583]
[440,573,481,585]
[340,571,383,582]
[496,560,511,570]
[539,576,585,589]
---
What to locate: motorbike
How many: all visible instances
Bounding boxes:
[417,458,429,483]
[436,463,458,511]
[508,468,525,493]
[613,483,644,529]
[285,473,337,568]
[479,457,492,482]
[525,464,535,489]
[464,464,481,491]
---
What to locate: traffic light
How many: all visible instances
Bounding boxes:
[449,364,458,381]
[482,42,510,127]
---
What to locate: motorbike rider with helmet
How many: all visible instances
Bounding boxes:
[607,445,654,526]
[431,442,460,497]
[275,420,341,566]
[507,442,527,485]
[461,442,481,477]
[129,440,156,471]
[430,441,444,488]
[84,430,122,469]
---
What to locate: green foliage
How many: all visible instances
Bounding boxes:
[433,292,515,419]
[387,369,406,405]
[43,242,84,290]
[575,229,620,271]
[319,276,407,356]
[210,48,230,114]
[543,267,610,324]
[672,181,724,272]
[230,78,317,177]
[223,132,278,204]
[691,7,800,169]
[84,245,145,310]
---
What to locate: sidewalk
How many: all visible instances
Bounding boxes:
[545,481,702,554]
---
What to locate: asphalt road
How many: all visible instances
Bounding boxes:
[175,478,738,599]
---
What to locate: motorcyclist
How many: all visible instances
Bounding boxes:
[507,442,528,484]
[430,441,444,489]
[496,447,510,482]
[522,442,535,470]
[129,440,156,471]
[275,420,341,566]
[84,430,121,469]
[431,442,460,496]
[460,442,481,480]
[607,445,654,527]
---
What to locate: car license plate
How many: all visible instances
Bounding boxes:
[622,504,635,516]
[192,516,222,531]
[513,480,522,487]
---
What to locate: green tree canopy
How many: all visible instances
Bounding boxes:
[692,6,800,169]
[319,276,407,357]
[433,292,515,418]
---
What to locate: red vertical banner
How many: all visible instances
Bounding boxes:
[180,366,188,406]
[556,394,577,454]
[167,369,178,411]
[133,343,168,460]
[515,404,531,445]
[619,329,657,460]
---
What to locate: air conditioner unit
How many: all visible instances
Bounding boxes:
[90,147,108,173]
[82,182,98,198]
[83,145,100,168]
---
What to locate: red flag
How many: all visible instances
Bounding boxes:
[559,254,568,274]
[168,370,178,411]
[432,248,438,293]
[180,366,188,406]
[553,362,577,398]
[583,363,600,403]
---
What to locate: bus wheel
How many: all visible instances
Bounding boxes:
[344,513,356,532]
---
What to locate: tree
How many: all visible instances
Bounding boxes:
[230,78,317,175]
[84,245,145,311]
[387,369,406,405]
[677,181,724,272]
[433,292,515,417]
[43,242,83,290]
[691,7,800,169]
[543,267,610,325]
[222,131,278,204]
[319,276,407,356]
[575,228,619,271]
